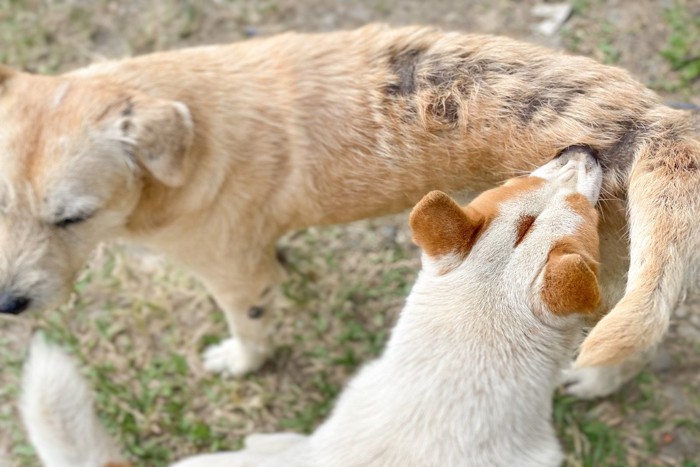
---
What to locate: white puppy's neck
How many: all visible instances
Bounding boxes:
[308,267,575,466]
[403,266,576,389]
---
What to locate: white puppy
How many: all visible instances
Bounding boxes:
[22,147,602,467]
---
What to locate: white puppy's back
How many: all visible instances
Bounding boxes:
[20,334,125,467]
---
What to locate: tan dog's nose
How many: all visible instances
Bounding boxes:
[0,293,30,315]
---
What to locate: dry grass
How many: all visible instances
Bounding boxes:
[0,1,699,466]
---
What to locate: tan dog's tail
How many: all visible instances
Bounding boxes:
[577,135,700,367]
[20,334,130,467]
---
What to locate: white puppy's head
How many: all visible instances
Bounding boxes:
[0,67,193,314]
[410,146,603,324]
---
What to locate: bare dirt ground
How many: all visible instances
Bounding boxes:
[0,0,699,466]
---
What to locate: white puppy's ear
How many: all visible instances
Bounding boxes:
[541,250,600,317]
[409,191,482,261]
[114,97,194,187]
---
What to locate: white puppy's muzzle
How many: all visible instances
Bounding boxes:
[532,146,603,205]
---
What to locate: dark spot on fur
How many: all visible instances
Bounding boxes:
[519,94,547,124]
[467,58,495,75]
[598,119,645,171]
[553,88,586,113]
[518,87,586,125]
[426,58,493,88]
[248,306,264,319]
[457,50,475,61]
[121,120,132,134]
[122,101,134,117]
[428,95,460,125]
[488,61,521,76]
[386,47,425,97]
[425,68,453,87]
[276,247,289,267]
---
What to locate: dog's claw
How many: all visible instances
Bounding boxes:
[203,338,267,376]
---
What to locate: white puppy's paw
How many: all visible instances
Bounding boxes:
[203,338,267,376]
[560,365,624,399]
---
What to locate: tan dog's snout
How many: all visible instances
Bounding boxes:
[0,72,196,317]
[0,216,75,316]
[0,292,31,315]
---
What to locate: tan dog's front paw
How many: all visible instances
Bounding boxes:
[203,338,268,376]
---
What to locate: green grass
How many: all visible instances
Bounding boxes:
[596,21,621,65]
[555,395,626,466]
[662,2,700,89]
[1,1,700,466]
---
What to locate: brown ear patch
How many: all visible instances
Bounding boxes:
[409,191,482,259]
[541,245,601,316]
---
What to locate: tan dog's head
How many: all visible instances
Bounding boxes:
[410,147,602,325]
[0,67,193,314]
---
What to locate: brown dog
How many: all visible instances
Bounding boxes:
[0,24,697,397]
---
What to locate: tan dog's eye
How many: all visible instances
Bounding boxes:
[54,214,92,228]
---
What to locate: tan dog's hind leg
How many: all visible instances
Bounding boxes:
[577,137,700,370]
[197,247,286,376]
[562,347,655,398]
[560,199,637,398]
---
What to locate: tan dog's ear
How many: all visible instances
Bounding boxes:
[541,250,600,316]
[409,191,482,260]
[118,99,194,187]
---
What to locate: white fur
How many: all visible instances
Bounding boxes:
[20,334,124,467]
